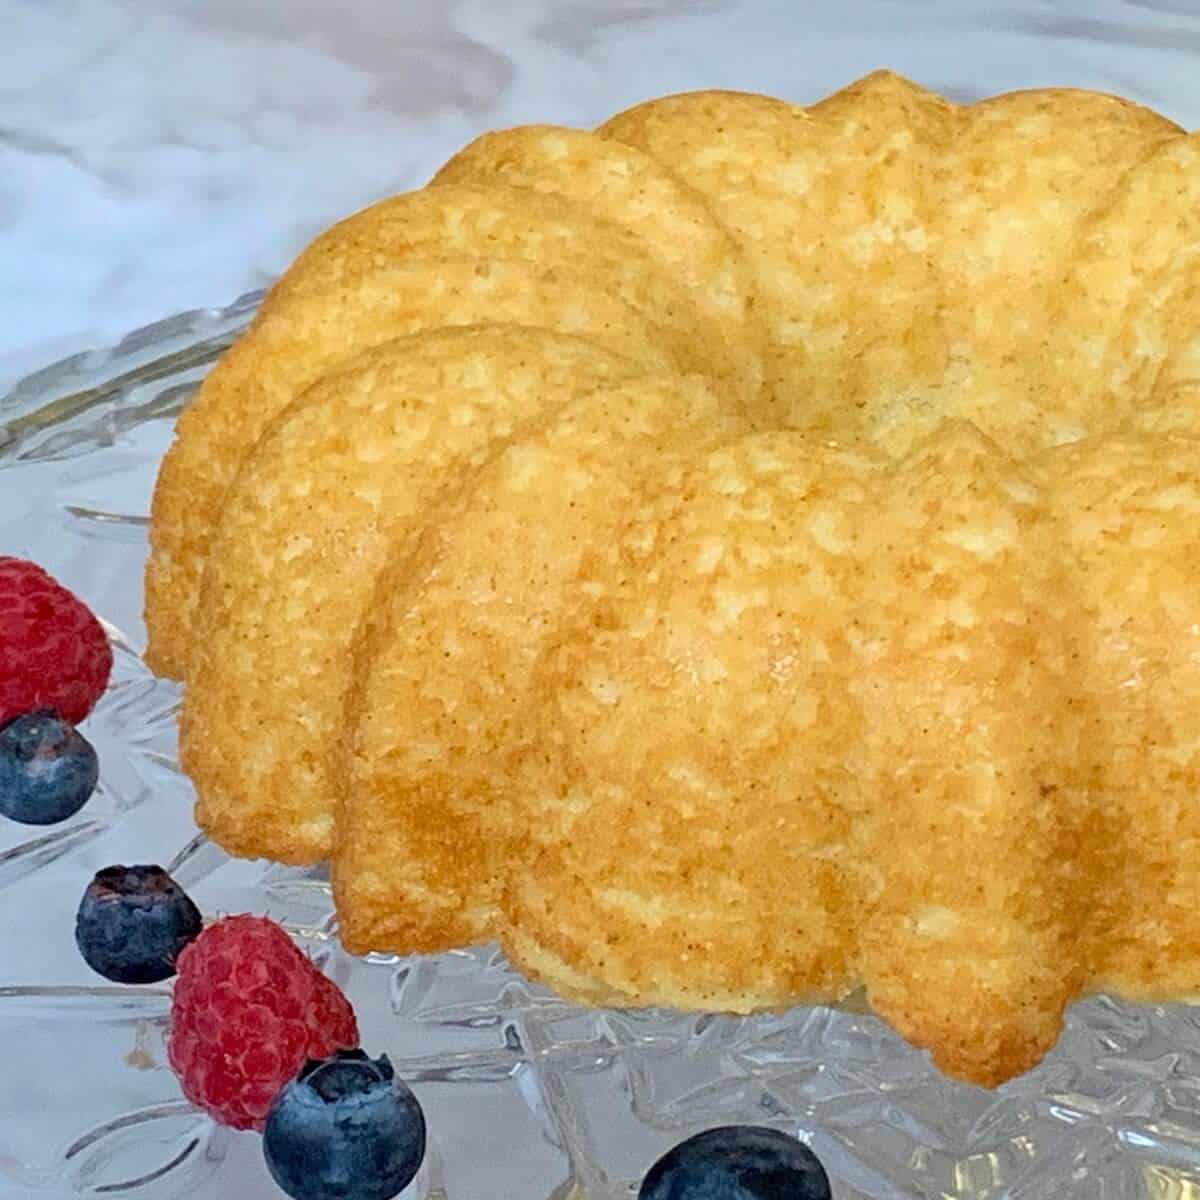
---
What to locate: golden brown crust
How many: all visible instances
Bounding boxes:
[850,425,1090,1086]
[1040,434,1200,1001]
[145,184,744,679]
[499,432,884,1012]
[600,72,956,434]
[431,124,768,407]
[145,72,1200,1087]
[870,87,1181,454]
[334,374,753,953]
[183,327,637,863]
[145,254,688,678]
[1053,134,1200,434]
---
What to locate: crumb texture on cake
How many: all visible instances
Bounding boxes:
[143,70,1200,1088]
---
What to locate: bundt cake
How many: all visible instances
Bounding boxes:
[144,70,1200,1088]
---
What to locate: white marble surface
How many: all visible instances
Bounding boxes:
[4,0,1200,393]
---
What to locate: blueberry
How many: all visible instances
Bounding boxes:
[75,865,203,984]
[639,1125,831,1200]
[0,709,99,825]
[264,1049,426,1200]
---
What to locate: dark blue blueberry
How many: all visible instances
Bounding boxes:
[639,1125,831,1200]
[75,864,203,984]
[264,1049,426,1200]
[0,709,98,825]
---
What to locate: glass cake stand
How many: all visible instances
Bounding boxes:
[4,301,1200,1200]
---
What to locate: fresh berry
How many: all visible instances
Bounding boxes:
[264,1049,426,1200]
[0,710,99,825]
[167,914,359,1131]
[75,865,203,984]
[639,1125,831,1200]
[0,557,113,728]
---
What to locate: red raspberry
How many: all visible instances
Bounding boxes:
[0,557,113,728]
[167,915,359,1131]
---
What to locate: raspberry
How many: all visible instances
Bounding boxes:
[167,915,359,1131]
[0,557,113,728]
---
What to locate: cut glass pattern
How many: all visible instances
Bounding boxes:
[3,296,1200,1199]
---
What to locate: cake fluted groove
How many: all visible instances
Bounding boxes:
[146,183,744,680]
[183,326,643,863]
[333,374,756,951]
